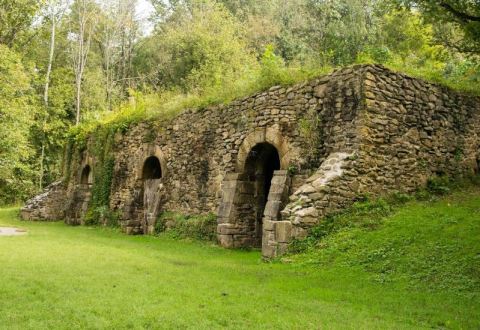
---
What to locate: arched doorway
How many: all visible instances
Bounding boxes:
[217,128,294,249]
[80,165,92,185]
[140,156,163,234]
[244,143,281,247]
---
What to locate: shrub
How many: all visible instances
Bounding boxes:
[155,212,217,242]
[426,176,450,195]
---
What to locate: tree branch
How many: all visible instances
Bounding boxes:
[440,2,480,23]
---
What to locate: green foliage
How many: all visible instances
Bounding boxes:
[357,8,480,95]
[400,0,480,53]
[135,0,258,94]
[155,211,217,242]
[426,175,451,195]
[81,129,116,226]
[289,197,395,254]
[0,45,39,204]
[0,0,43,46]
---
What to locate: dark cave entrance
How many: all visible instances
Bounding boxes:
[244,142,281,246]
[142,156,162,180]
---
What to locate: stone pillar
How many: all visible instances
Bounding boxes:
[217,173,256,248]
[143,179,164,234]
[262,170,292,259]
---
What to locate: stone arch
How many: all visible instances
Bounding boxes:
[80,165,93,185]
[78,155,94,185]
[217,126,295,248]
[136,145,167,180]
[236,126,292,172]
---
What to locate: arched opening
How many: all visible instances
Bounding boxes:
[80,165,92,185]
[142,156,162,180]
[244,142,281,246]
[139,155,164,234]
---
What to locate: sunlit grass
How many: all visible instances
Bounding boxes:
[1,188,480,329]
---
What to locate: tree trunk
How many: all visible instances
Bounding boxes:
[40,13,57,190]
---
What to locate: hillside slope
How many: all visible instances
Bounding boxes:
[288,183,480,295]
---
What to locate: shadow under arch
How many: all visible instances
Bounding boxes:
[142,156,162,180]
[243,142,281,246]
[80,164,93,185]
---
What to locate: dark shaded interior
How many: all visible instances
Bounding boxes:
[244,143,280,246]
[142,156,162,180]
[80,165,92,185]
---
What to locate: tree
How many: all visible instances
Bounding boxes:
[38,0,70,189]
[0,45,38,204]
[399,0,480,53]
[134,0,257,93]
[0,0,43,47]
[71,0,98,125]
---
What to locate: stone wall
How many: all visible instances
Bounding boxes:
[274,65,480,258]
[20,181,66,221]
[21,64,480,259]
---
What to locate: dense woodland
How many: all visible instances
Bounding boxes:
[0,0,479,204]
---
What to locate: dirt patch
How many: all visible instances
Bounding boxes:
[0,227,27,236]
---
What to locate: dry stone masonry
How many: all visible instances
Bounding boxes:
[21,65,480,258]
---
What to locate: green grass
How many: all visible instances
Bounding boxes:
[1,187,480,329]
[288,185,480,294]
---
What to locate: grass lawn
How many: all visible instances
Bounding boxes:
[1,188,479,329]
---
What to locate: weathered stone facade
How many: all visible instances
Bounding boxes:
[21,65,480,258]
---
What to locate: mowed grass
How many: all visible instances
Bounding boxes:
[0,188,479,329]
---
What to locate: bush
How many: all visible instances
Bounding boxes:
[83,206,120,227]
[155,212,217,242]
[426,176,450,195]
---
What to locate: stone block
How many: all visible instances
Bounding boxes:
[263,219,276,231]
[233,235,254,248]
[217,202,233,218]
[275,221,292,243]
[292,226,308,239]
[277,243,289,255]
[295,207,318,218]
[267,191,285,201]
[217,234,234,248]
[217,223,243,235]
[264,201,282,219]
[262,243,277,259]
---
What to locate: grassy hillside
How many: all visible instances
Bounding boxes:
[0,185,479,329]
[287,183,480,297]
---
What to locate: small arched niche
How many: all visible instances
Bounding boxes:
[80,165,93,185]
[142,156,162,180]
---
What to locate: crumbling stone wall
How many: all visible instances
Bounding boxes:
[21,64,480,259]
[20,181,66,221]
